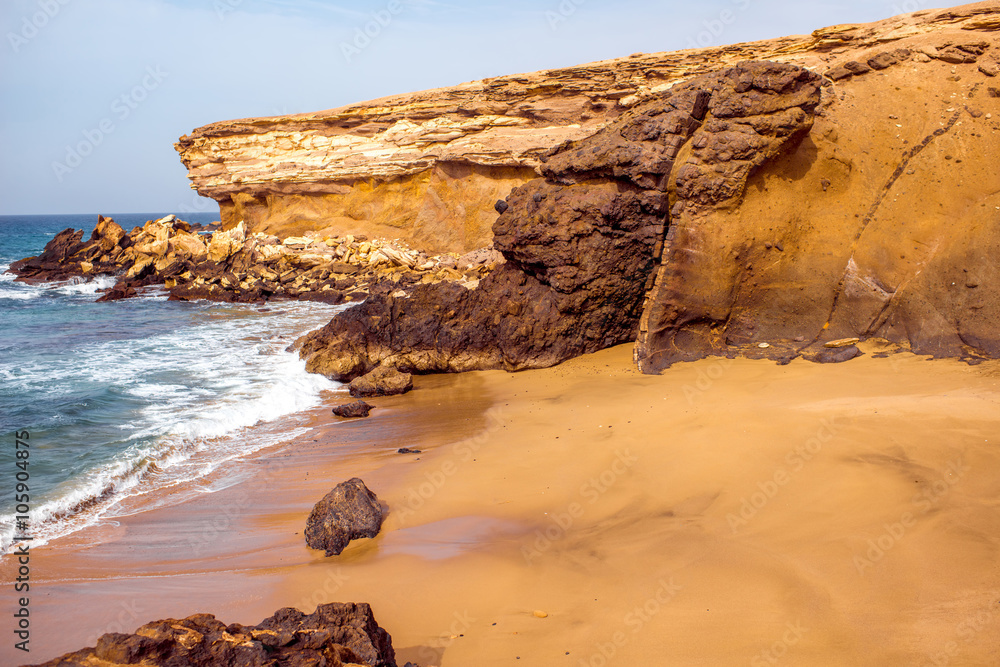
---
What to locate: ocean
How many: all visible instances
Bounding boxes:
[0,213,346,554]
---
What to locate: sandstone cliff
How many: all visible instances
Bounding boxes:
[285,2,1000,378]
[174,1,998,255]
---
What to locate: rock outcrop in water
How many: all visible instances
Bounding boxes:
[9,215,501,305]
[30,602,397,667]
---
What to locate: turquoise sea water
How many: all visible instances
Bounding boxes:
[0,214,345,553]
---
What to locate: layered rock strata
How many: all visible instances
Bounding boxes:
[30,603,396,667]
[175,2,1000,256]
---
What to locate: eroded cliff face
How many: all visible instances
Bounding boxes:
[297,61,822,379]
[635,18,1000,370]
[186,2,1000,375]
[176,2,1000,252]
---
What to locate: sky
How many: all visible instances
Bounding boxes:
[0,0,928,216]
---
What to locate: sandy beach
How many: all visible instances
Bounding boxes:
[4,344,1000,666]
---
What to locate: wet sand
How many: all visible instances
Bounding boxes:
[4,344,1000,666]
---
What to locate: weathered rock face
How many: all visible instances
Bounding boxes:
[635,25,1000,370]
[297,4,1000,376]
[11,224,117,283]
[297,181,667,379]
[296,61,821,380]
[305,478,385,557]
[176,5,1000,252]
[29,603,396,667]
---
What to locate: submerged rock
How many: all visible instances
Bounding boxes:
[305,478,385,557]
[95,282,138,302]
[29,602,397,667]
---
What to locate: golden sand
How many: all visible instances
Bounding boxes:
[6,344,1000,666]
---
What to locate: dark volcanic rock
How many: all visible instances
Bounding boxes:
[29,603,396,667]
[9,228,86,282]
[305,478,385,556]
[96,281,138,302]
[348,366,414,397]
[332,400,374,418]
[298,61,821,381]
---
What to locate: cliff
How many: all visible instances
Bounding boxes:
[15,2,996,378]
[174,1,998,254]
[285,2,1000,378]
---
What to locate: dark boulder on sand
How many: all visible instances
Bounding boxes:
[332,400,374,418]
[305,478,385,557]
[28,602,397,667]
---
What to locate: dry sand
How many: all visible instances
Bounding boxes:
[4,344,1000,666]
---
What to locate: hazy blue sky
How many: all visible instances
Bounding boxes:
[1,0,924,215]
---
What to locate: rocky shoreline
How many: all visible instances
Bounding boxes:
[9,214,503,306]
[9,3,1000,666]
